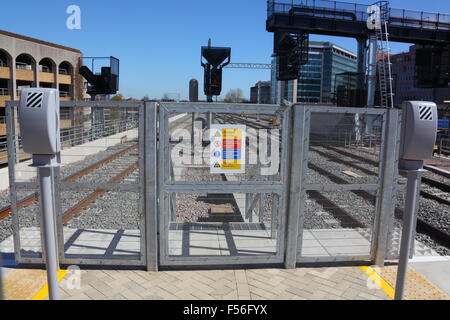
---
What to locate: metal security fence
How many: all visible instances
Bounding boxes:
[5,101,402,270]
[5,100,150,267]
[157,102,291,267]
[288,106,401,266]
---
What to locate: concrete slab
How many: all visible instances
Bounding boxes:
[2,226,443,262]
[411,260,450,296]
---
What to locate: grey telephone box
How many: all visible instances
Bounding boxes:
[19,88,61,167]
[395,101,438,300]
[18,88,61,300]
[399,101,438,170]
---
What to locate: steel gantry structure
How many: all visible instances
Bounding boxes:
[266,0,450,108]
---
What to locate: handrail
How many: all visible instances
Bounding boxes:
[268,0,450,30]
[58,68,70,75]
[16,62,32,70]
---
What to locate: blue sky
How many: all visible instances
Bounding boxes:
[1,0,449,100]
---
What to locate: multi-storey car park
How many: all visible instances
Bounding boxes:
[0,30,86,164]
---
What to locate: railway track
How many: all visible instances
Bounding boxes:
[313,144,450,246]
[216,114,273,130]
[62,161,139,224]
[0,143,138,221]
[0,113,191,223]
[331,144,450,206]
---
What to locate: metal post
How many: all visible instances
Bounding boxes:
[259,193,264,223]
[38,166,60,300]
[144,102,158,271]
[357,38,366,91]
[285,105,308,268]
[277,80,284,105]
[395,170,422,300]
[372,109,400,267]
[206,112,212,130]
[292,79,298,104]
[367,35,378,107]
[0,255,3,300]
[271,195,278,239]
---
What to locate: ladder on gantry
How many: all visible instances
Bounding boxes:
[375,1,395,109]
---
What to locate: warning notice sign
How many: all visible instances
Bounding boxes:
[210,125,246,174]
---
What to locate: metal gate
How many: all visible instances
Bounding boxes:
[5,101,400,270]
[157,102,291,267]
[288,105,401,266]
[5,100,152,268]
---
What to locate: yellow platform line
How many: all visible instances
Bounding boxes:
[359,266,395,299]
[31,270,68,300]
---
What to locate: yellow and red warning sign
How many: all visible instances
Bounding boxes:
[210,125,246,174]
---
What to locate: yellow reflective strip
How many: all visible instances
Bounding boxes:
[359,266,395,299]
[31,269,68,300]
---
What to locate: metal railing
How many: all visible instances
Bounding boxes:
[0,60,6,67]
[39,65,52,73]
[5,101,145,266]
[59,116,139,147]
[16,62,32,70]
[439,138,450,156]
[0,136,7,164]
[58,68,69,75]
[268,0,450,31]
[0,108,140,165]
[0,88,8,95]
[60,110,72,120]
[59,91,70,98]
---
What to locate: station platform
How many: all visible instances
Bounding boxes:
[1,227,449,300]
[1,259,449,300]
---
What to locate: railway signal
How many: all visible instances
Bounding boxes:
[201,39,231,102]
[274,31,309,81]
[415,46,450,88]
[79,56,120,99]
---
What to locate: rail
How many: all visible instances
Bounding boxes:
[0,88,8,95]
[268,0,450,31]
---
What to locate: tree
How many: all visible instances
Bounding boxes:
[224,89,245,103]
[142,95,150,101]
[110,93,124,101]
[162,93,170,101]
